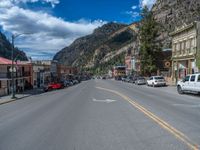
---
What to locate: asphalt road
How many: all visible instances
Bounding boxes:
[0,79,199,150]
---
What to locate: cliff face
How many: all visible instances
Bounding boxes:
[152,0,200,48]
[53,22,136,67]
[0,32,28,61]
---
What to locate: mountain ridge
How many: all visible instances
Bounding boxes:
[0,32,28,61]
[53,22,135,68]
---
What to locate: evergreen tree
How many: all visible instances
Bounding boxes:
[139,6,162,76]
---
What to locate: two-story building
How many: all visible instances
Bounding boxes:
[57,65,78,81]
[113,66,126,79]
[170,22,200,83]
[0,57,32,96]
[32,60,51,88]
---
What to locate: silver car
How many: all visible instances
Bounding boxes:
[135,77,146,85]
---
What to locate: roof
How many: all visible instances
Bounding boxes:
[169,22,198,36]
[0,57,24,65]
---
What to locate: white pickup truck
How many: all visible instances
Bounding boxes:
[177,73,200,94]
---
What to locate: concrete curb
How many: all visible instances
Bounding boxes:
[0,89,43,106]
[0,99,17,105]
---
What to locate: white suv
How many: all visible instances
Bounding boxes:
[146,76,166,87]
[177,73,200,94]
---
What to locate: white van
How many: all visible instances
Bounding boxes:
[177,73,200,94]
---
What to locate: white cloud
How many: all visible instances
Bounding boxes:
[131,5,137,10]
[0,0,13,7]
[140,0,156,9]
[0,0,59,8]
[125,11,140,19]
[0,1,106,60]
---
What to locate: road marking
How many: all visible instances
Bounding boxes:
[92,98,116,103]
[96,86,199,150]
[173,104,200,108]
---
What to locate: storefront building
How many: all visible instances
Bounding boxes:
[0,57,32,96]
[170,22,200,83]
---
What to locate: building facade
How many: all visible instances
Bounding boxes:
[125,55,132,75]
[170,22,200,83]
[113,66,126,78]
[0,57,32,96]
[32,61,51,88]
[57,65,78,81]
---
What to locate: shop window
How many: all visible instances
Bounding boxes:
[190,75,196,82]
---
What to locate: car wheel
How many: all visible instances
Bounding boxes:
[177,86,184,94]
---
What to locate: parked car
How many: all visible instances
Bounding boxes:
[73,80,79,84]
[135,77,146,85]
[62,80,71,87]
[121,76,127,82]
[43,83,63,92]
[146,76,166,87]
[177,73,200,94]
[124,76,131,82]
[115,76,122,81]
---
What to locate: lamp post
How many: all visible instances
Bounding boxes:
[11,33,31,99]
[11,34,16,99]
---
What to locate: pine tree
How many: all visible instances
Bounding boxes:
[139,6,162,76]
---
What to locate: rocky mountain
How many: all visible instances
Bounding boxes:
[0,32,28,61]
[152,0,200,48]
[53,22,137,69]
[54,0,200,73]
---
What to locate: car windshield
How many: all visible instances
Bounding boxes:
[155,77,164,80]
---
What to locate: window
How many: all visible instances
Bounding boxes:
[155,77,164,80]
[176,43,180,55]
[181,42,185,50]
[186,40,190,49]
[190,75,196,82]
[198,75,200,82]
[185,76,190,82]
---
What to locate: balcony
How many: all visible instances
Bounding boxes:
[0,71,31,79]
[0,73,11,79]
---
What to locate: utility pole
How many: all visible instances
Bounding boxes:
[11,35,16,99]
[11,33,32,99]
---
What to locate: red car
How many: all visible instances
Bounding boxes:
[43,83,63,92]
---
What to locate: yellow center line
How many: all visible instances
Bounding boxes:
[96,86,199,150]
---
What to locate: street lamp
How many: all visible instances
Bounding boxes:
[11,33,32,99]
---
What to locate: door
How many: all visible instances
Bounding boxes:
[195,75,200,92]
[182,75,190,90]
[148,77,153,85]
[188,75,196,91]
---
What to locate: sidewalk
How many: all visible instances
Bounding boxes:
[0,88,44,105]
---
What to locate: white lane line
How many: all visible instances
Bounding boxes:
[173,104,200,108]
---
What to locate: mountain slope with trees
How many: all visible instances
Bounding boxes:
[53,22,137,70]
[0,32,28,61]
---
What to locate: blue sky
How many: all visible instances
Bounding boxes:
[0,0,156,60]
